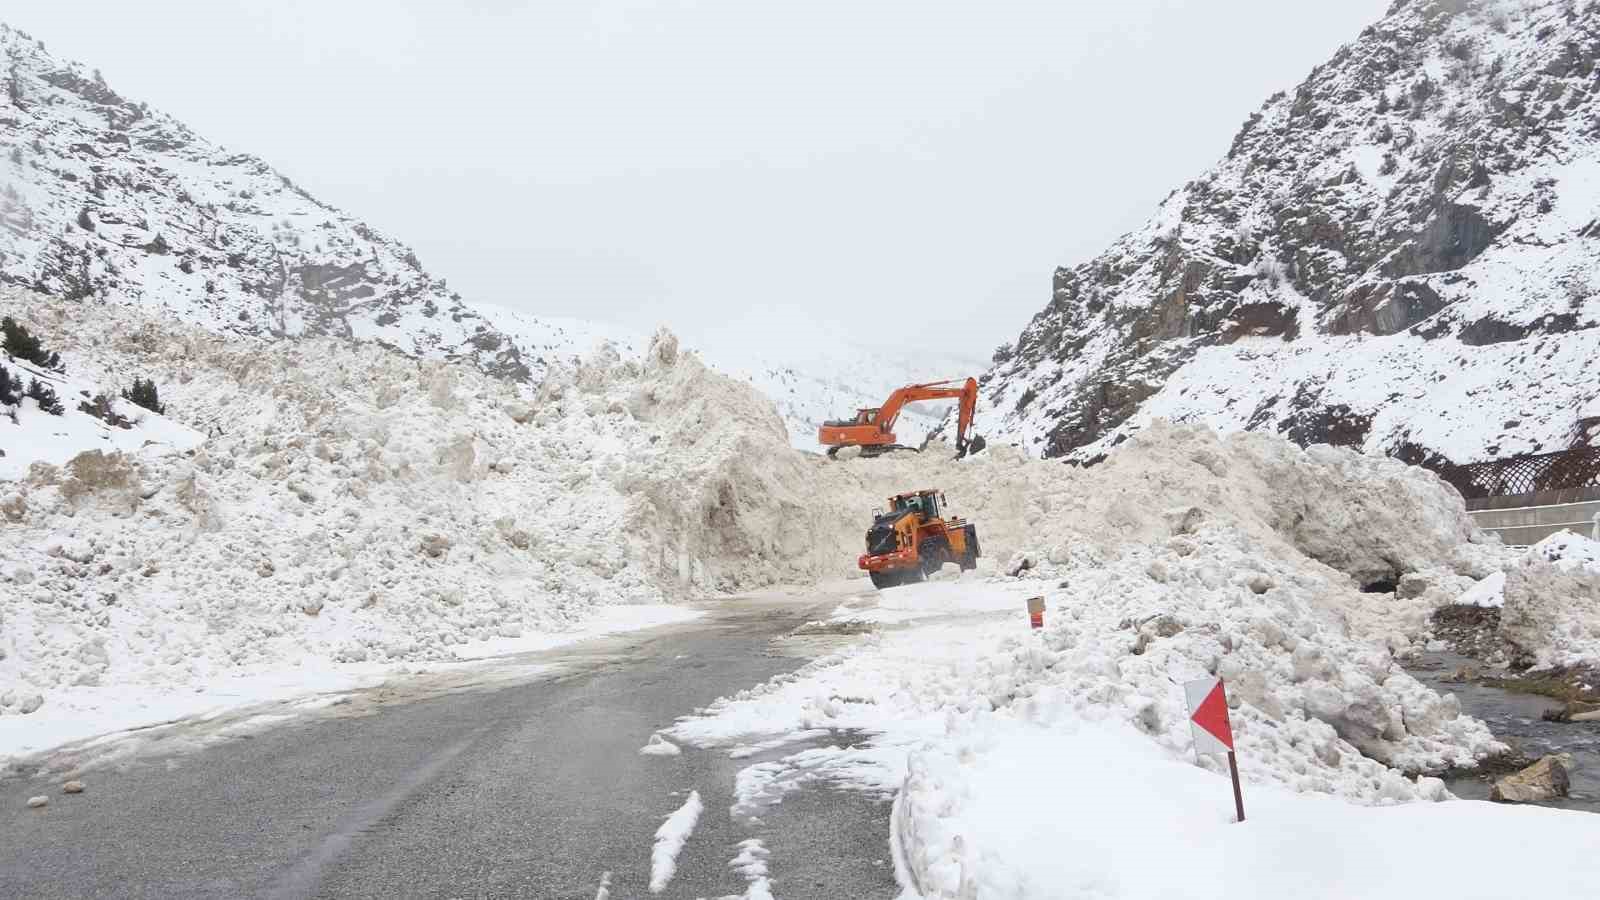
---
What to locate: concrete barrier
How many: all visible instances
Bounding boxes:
[1468,499,1600,547]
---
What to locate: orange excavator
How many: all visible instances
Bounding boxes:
[818,378,987,459]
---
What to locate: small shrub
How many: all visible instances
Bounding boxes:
[25,378,63,415]
[79,392,131,428]
[77,208,94,231]
[121,376,165,415]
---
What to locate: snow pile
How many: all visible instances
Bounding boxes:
[1423,532,1600,667]
[1497,533,1600,668]
[0,292,842,730]
[666,423,1550,893]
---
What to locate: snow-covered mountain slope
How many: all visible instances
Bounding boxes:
[0,23,546,381]
[0,346,201,480]
[978,0,1600,466]
[0,22,981,454]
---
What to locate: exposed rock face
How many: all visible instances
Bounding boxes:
[1490,753,1573,803]
[978,0,1600,467]
[0,23,533,381]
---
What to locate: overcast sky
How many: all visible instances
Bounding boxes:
[10,1,1389,356]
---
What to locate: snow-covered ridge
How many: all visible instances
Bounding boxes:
[979,0,1600,466]
[0,23,544,381]
[0,22,983,456]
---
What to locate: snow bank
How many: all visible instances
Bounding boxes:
[0,292,830,733]
[896,717,1598,900]
[1424,533,1600,668]
[1497,533,1600,668]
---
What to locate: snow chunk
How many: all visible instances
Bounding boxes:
[639,733,682,757]
[648,790,703,893]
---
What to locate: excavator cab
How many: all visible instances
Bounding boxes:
[824,408,879,428]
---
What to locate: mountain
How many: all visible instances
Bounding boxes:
[0,23,551,380]
[976,0,1600,468]
[0,23,980,454]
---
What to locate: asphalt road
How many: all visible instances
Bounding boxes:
[0,590,901,899]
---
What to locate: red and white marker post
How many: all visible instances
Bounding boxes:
[1025,596,1045,630]
[1184,676,1245,823]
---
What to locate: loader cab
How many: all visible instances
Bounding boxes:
[890,490,941,520]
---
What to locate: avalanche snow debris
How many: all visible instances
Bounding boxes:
[6,290,1591,887]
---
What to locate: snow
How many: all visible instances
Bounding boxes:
[1498,533,1600,668]
[725,839,775,900]
[640,733,684,757]
[649,789,704,894]
[0,356,204,480]
[1528,531,1600,573]
[1457,570,1507,609]
[895,717,1599,899]
[0,604,701,765]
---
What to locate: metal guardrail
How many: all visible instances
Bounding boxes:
[1443,445,1600,502]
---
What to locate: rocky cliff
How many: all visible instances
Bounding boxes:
[978,0,1600,467]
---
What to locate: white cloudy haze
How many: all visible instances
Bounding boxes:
[9,1,1389,355]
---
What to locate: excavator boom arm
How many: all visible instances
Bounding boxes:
[873,379,977,436]
[818,377,983,458]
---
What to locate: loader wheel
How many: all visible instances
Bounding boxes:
[919,539,947,577]
[869,569,895,590]
[960,526,981,570]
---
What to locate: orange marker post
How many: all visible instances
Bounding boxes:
[1026,596,1045,629]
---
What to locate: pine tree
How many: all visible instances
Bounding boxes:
[0,361,22,406]
[1,315,40,360]
[25,377,63,415]
[0,316,60,370]
[122,376,165,415]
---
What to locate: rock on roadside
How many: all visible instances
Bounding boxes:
[1490,754,1574,803]
[62,781,85,794]
[27,796,48,809]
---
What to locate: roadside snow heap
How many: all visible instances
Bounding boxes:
[668,427,1600,896]
[1439,531,1600,669]
[0,290,844,722]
